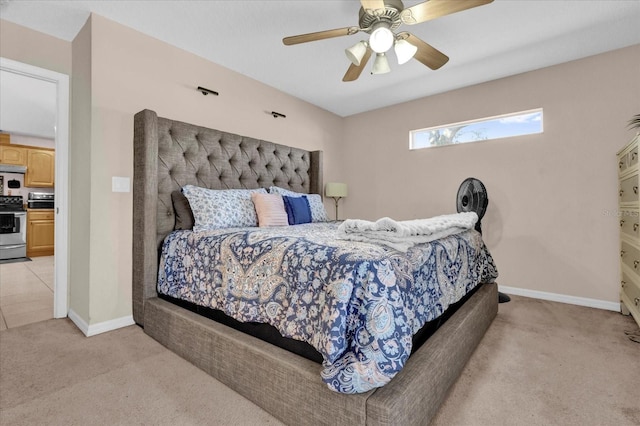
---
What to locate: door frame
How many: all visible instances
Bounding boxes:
[0,57,69,318]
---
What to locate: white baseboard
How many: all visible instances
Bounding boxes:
[499,285,621,312]
[68,309,135,337]
[67,309,89,335]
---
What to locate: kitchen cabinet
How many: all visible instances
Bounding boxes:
[27,209,55,257]
[0,145,27,165]
[25,148,55,187]
[1,144,55,188]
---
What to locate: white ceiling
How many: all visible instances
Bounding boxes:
[1,0,639,117]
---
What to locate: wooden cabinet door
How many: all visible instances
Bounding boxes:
[25,149,55,187]
[27,210,55,257]
[0,145,27,165]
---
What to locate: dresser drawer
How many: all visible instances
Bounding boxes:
[619,172,639,204]
[629,145,639,169]
[621,240,640,275]
[619,210,640,239]
[618,145,638,174]
[618,152,629,174]
[619,137,639,175]
[621,270,640,311]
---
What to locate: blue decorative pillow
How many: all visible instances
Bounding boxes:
[282,195,312,225]
[269,186,329,222]
[181,185,267,231]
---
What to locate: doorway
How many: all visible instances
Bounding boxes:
[0,57,69,326]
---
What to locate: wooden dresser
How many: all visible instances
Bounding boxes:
[618,134,640,327]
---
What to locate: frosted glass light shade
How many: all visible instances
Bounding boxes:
[369,25,394,53]
[325,182,348,198]
[394,39,418,65]
[371,53,391,75]
[345,41,368,66]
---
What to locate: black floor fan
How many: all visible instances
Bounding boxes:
[456,178,510,303]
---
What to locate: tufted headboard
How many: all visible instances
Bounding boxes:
[132,109,323,326]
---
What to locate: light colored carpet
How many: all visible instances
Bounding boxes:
[431,296,639,426]
[0,295,638,425]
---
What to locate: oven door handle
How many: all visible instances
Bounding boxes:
[0,244,26,250]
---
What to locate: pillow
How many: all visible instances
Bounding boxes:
[269,186,329,222]
[282,195,312,225]
[181,185,267,231]
[251,193,289,227]
[171,190,195,230]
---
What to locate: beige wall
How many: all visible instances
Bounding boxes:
[70,18,92,321]
[342,44,640,304]
[81,14,344,324]
[0,19,72,75]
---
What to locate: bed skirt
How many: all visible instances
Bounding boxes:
[144,282,497,425]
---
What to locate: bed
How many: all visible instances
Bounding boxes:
[133,109,498,425]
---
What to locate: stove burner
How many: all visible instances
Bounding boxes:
[0,195,25,212]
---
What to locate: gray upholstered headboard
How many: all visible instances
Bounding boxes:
[132,109,323,326]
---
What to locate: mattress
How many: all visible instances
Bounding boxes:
[157,222,498,393]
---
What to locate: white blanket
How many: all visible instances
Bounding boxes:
[336,212,478,252]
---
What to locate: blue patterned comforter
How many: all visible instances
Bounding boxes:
[158,222,498,394]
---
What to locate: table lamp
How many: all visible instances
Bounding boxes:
[325,182,347,220]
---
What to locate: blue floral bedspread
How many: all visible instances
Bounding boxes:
[157,222,498,394]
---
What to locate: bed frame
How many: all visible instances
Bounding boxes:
[132,109,498,425]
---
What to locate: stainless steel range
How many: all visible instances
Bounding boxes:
[0,195,27,260]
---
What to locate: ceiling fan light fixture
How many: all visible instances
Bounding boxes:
[369,23,394,53]
[394,38,418,65]
[283,0,495,82]
[345,41,368,66]
[371,53,391,75]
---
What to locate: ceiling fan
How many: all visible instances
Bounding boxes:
[283,0,493,82]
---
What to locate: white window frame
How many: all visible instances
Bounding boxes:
[410,108,543,150]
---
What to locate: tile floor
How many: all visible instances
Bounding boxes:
[0,256,54,330]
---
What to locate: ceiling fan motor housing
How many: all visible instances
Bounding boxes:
[359,0,405,33]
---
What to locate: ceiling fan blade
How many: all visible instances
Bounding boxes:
[401,0,493,25]
[401,33,449,70]
[283,27,359,46]
[360,0,386,12]
[342,48,372,82]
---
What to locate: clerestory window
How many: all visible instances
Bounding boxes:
[410,108,543,150]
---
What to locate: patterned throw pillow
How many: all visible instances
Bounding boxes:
[268,186,329,223]
[251,193,289,227]
[181,185,267,231]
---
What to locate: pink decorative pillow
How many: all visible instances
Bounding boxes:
[251,193,289,227]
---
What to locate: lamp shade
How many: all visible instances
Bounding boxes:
[345,41,368,66]
[394,39,418,65]
[325,182,348,198]
[369,23,394,54]
[371,53,391,75]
